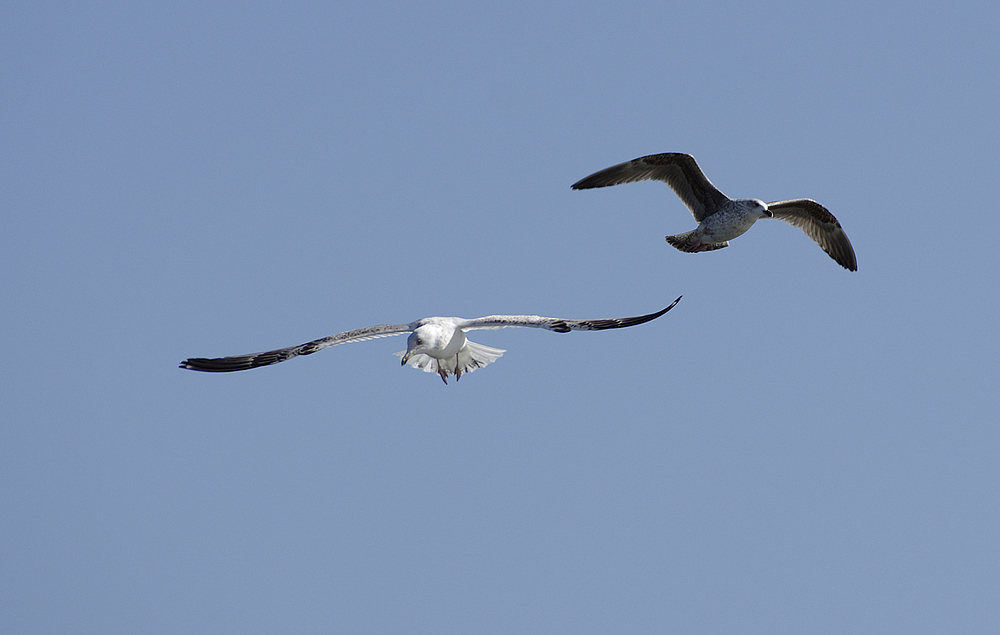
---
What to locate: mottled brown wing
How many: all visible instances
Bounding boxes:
[572,153,730,222]
[767,199,857,271]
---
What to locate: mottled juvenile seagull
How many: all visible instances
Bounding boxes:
[180,297,681,383]
[572,153,857,271]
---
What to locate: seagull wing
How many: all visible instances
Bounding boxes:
[460,297,681,333]
[180,323,415,372]
[572,153,730,222]
[766,199,857,271]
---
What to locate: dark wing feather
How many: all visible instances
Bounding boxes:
[180,323,413,372]
[572,153,730,222]
[463,297,681,333]
[766,199,857,271]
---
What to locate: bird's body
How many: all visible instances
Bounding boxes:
[665,197,771,253]
[180,298,681,383]
[397,317,503,382]
[571,152,857,271]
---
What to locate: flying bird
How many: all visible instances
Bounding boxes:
[180,297,681,383]
[572,153,857,271]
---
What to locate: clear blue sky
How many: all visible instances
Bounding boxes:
[3,1,998,633]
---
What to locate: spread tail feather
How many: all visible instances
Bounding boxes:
[395,340,506,384]
[665,231,728,253]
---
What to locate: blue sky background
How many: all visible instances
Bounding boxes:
[3,1,998,633]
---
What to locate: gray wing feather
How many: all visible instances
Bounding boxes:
[180,323,414,372]
[572,153,730,222]
[766,199,858,271]
[462,297,681,333]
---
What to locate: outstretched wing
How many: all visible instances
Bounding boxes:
[461,297,681,333]
[572,153,730,222]
[180,323,414,372]
[766,198,857,271]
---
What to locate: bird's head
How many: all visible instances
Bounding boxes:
[401,323,465,365]
[755,199,773,218]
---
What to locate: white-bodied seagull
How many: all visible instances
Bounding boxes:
[180,298,681,383]
[572,153,857,271]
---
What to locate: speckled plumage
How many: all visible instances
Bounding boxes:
[572,152,857,271]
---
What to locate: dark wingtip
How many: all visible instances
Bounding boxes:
[655,295,682,317]
[571,174,610,190]
[179,358,217,372]
[833,247,857,271]
[610,296,682,329]
[179,357,255,372]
